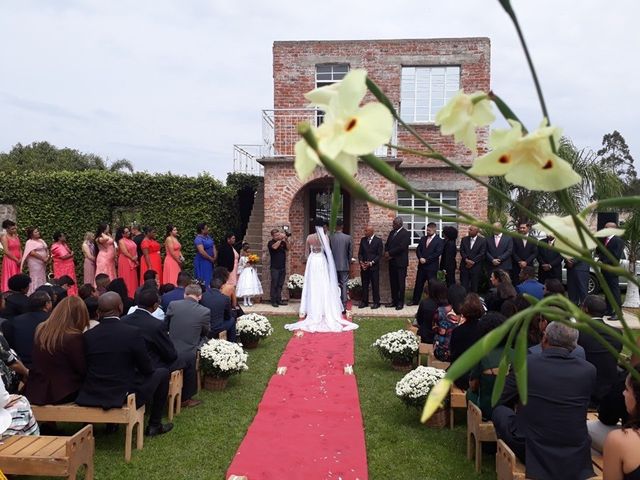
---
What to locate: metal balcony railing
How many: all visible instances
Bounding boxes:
[232,144,264,176]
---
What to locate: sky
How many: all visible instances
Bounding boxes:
[1,1,638,181]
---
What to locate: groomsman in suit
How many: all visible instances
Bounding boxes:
[384,217,411,310]
[486,222,514,274]
[358,225,383,309]
[597,223,625,318]
[512,222,538,283]
[537,234,563,283]
[566,257,590,306]
[330,219,353,311]
[459,225,487,293]
[410,223,444,305]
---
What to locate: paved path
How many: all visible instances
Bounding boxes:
[605,310,640,329]
[242,300,417,319]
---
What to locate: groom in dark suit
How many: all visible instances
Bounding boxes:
[384,217,411,310]
[459,225,487,293]
[358,224,383,309]
[330,219,353,311]
[512,222,538,283]
[411,222,444,305]
[486,222,513,274]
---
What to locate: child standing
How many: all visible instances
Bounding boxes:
[236,243,263,306]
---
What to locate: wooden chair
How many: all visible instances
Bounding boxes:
[31,393,144,463]
[167,369,184,421]
[466,402,496,472]
[0,425,94,479]
[417,343,433,366]
[449,385,467,429]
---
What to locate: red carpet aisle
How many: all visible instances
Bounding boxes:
[227,331,368,479]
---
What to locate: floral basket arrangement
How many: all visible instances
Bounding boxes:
[396,366,447,409]
[236,313,274,348]
[347,277,363,301]
[199,339,248,380]
[287,273,304,298]
[247,254,260,265]
[372,330,419,369]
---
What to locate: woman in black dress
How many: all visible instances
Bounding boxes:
[440,226,458,286]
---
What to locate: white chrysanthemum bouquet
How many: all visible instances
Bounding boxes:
[372,329,419,364]
[347,277,362,290]
[396,366,447,409]
[199,339,248,378]
[236,313,274,344]
[287,273,304,290]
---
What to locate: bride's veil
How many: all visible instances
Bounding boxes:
[316,225,343,313]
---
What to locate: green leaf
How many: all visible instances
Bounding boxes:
[491,352,511,407]
[513,319,530,404]
[596,196,640,210]
[488,92,527,133]
[329,179,341,233]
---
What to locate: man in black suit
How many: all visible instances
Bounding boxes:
[486,222,513,274]
[492,321,596,480]
[384,217,411,310]
[2,290,52,367]
[1,274,31,321]
[512,222,538,283]
[597,223,625,317]
[77,292,173,436]
[122,289,200,408]
[200,277,236,341]
[358,225,383,309]
[410,223,444,305]
[459,226,487,293]
[536,234,563,283]
[566,256,590,306]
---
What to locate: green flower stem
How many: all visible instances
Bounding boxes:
[487,92,528,133]
[591,266,632,340]
[513,316,531,403]
[329,179,341,232]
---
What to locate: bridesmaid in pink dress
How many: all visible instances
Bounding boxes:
[1,220,22,292]
[81,232,97,286]
[50,232,78,296]
[116,226,139,298]
[163,224,183,286]
[21,227,49,295]
[95,223,116,281]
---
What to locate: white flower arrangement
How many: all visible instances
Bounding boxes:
[372,329,419,364]
[236,313,274,343]
[199,339,249,379]
[396,366,447,409]
[347,277,362,290]
[287,273,304,290]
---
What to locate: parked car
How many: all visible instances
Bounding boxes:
[561,249,640,295]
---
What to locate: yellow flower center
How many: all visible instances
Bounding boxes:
[345,118,358,132]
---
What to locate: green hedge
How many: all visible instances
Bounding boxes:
[0,170,247,281]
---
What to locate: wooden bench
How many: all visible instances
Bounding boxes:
[466,402,496,472]
[428,352,450,371]
[31,393,144,463]
[449,385,467,429]
[417,343,432,366]
[0,425,94,479]
[167,369,183,421]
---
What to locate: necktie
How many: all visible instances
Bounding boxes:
[523,238,527,248]
[470,237,476,249]
[605,237,611,247]
[426,235,432,248]
[495,235,500,248]
[368,237,372,245]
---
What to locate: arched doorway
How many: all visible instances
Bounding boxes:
[306,180,351,235]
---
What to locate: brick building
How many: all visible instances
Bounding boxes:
[239,38,490,303]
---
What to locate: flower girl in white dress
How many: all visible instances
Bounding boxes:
[236,243,263,306]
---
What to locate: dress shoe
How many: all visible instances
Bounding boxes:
[371,303,380,309]
[395,304,404,310]
[145,422,173,437]
[406,301,415,306]
[181,399,202,408]
[271,303,279,308]
[385,303,396,308]
[358,302,368,308]
[278,300,288,306]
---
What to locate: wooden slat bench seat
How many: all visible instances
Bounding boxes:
[466,402,496,472]
[0,425,94,479]
[417,343,432,366]
[31,393,144,463]
[450,385,466,429]
[167,369,183,421]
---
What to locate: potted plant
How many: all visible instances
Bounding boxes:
[287,273,304,299]
[347,277,363,302]
[372,329,419,371]
[236,313,274,349]
[199,339,248,391]
[396,366,448,427]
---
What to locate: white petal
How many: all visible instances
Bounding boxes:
[468,148,513,176]
[305,83,339,108]
[294,139,321,181]
[504,154,581,191]
[332,69,368,116]
[341,103,394,156]
[595,228,625,237]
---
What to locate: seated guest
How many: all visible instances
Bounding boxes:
[107,278,135,315]
[589,369,629,454]
[0,295,28,394]
[122,289,200,408]
[77,283,97,300]
[134,270,159,302]
[415,280,438,344]
[493,322,596,480]
[528,312,586,359]
[158,284,174,296]
[603,368,640,480]
[543,278,566,297]
[56,275,76,296]
[76,292,172,436]
[1,274,31,320]
[94,273,110,296]
[0,379,39,436]
[200,275,236,342]
[467,312,508,420]
[432,284,459,362]
[447,283,468,315]
[84,296,100,330]
[450,293,485,390]
[484,269,516,312]
[25,296,88,405]
[161,272,192,311]
[166,284,210,356]
[2,291,52,367]
[578,295,623,406]
[516,266,544,300]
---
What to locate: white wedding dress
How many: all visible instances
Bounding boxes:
[284,227,358,333]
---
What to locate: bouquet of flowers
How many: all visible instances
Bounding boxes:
[347,277,362,291]
[372,329,419,364]
[287,273,304,291]
[236,313,274,344]
[247,254,260,265]
[199,339,248,379]
[396,366,447,409]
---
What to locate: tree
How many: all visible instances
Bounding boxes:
[0,141,134,173]
[597,130,637,187]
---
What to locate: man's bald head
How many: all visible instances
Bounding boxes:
[604,222,618,229]
[98,291,123,318]
[365,225,374,237]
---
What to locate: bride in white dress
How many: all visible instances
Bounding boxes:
[284,219,358,333]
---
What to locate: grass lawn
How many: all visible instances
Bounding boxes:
[34,317,495,479]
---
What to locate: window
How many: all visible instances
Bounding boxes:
[315,64,349,125]
[397,190,458,246]
[400,66,460,123]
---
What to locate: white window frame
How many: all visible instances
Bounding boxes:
[315,63,350,87]
[397,190,459,247]
[400,66,460,123]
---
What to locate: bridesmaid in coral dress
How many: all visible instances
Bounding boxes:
[81,232,97,286]
[22,227,49,295]
[140,227,162,283]
[50,232,78,296]
[116,226,139,298]
[95,223,116,281]
[163,224,183,286]
[1,220,22,292]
